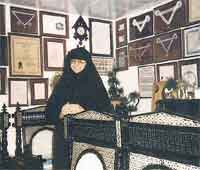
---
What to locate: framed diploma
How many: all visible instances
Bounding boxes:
[180,59,200,87]
[116,47,128,71]
[0,36,8,66]
[30,79,48,105]
[157,62,178,81]
[188,0,200,23]
[0,68,6,94]
[138,65,156,98]
[40,11,69,38]
[8,78,28,107]
[9,34,42,77]
[184,26,200,57]
[0,5,5,35]
[44,38,66,71]
[10,6,38,35]
[89,18,113,57]
[116,18,127,48]
[129,11,153,41]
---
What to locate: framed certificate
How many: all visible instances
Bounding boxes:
[116,18,127,48]
[30,79,48,105]
[10,6,38,35]
[89,18,113,57]
[0,5,5,35]
[157,62,178,81]
[188,0,200,23]
[180,59,200,87]
[184,26,200,57]
[116,47,128,71]
[0,68,6,94]
[138,65,156,98]
[0,36,8,66]
[9,34,42,77]
[40,11,69,38]
[8,78,28,107]
[44,38,66,71]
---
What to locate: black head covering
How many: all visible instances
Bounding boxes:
[46,47,113,124]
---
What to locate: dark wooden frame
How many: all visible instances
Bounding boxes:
[116,47,128,71]
[89,18,113,57]
[8,78,28,107]
[0,5,5,35]
[40,11,69,38]
[0,36,8,66]
[43,38,66,71]
[9,33,43,77]
[143,164,173,170]
[10,6,38,35]
[0,68,6,94]
[116,18,127,48]
[30,79,48,105]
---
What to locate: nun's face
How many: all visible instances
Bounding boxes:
[70,59,87,74]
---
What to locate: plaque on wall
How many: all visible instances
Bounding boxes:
[188,0,200,23]
[0,68,6,94]
[138,65,156,98]
[116,18,127,48]
[0,36,7,66]
[154,30,182,63]
[0,5,5,35]
[129,11,153,41]
[40,11,69,38]
[10,7,38,35]
[129,38,153,66]
[184,25,200,57]
[180,59,200,87]
[157,62,178,81]
[116,47,128,71]
[9,34,42,77]
[154,0,187,34]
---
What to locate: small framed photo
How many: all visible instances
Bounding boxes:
[8,78,28,107]
[157,62,178,81]
[0,5,5,35]
[116,47,128,71]
[0,68,6,94]
[116,18,127,48]
[89,18,113,57]
[0,36,8,66]
[10,6,38,35]
[30,79,48,105]
[44,38,66,71]
[40,11,69,38]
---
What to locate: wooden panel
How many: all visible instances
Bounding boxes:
[116,18,127,48]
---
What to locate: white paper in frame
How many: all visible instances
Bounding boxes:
[189,0,200,23]
[159,65,175,81]
[34,83,45,100]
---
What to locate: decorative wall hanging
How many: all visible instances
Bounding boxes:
[89,18,113,57]
[154,30,182,63]
[10,6,38,35]
[92,57,113,75]
[128,38,153,66]
[8,78,28,107]
[40,11,69,38]
[44,38,66,71]
[9,34,42,77]
[129,11,153,40]
[72,16,89,46]
[0,5,5,35]
[188,0,200,23]
[116,18,127,48]
[154,0,186,34]
[157,62,178,81]
[184,25,200,57]
[180,59,200,87]
[138,65,156,98]
[30,79,48,105]
[0,68,6,94]
[0,36,7,66]
[116,47,128,71]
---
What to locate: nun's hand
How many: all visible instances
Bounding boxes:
[59,103,85,119]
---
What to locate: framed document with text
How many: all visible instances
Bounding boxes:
[138,65,156,98]
[0,68,6,94]
[188,0,200,23]
[9,34,42,77]
[9,78,28,107]
[30,79,48,105]
[40,11,69,38]
[44,38,66,71]
[116,47,128,71]
[116,18,127,48]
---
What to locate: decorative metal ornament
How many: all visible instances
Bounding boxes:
[72,16,89,46]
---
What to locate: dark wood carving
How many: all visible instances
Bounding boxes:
[154,0,187,34]
[0,5,5,35]
[129,11,153,40]
[153,30,182,63]
[116,47,128,71]
[116,18,127,48]
[129,38,153,66]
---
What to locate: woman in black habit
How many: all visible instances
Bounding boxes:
[46,47,113,170]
